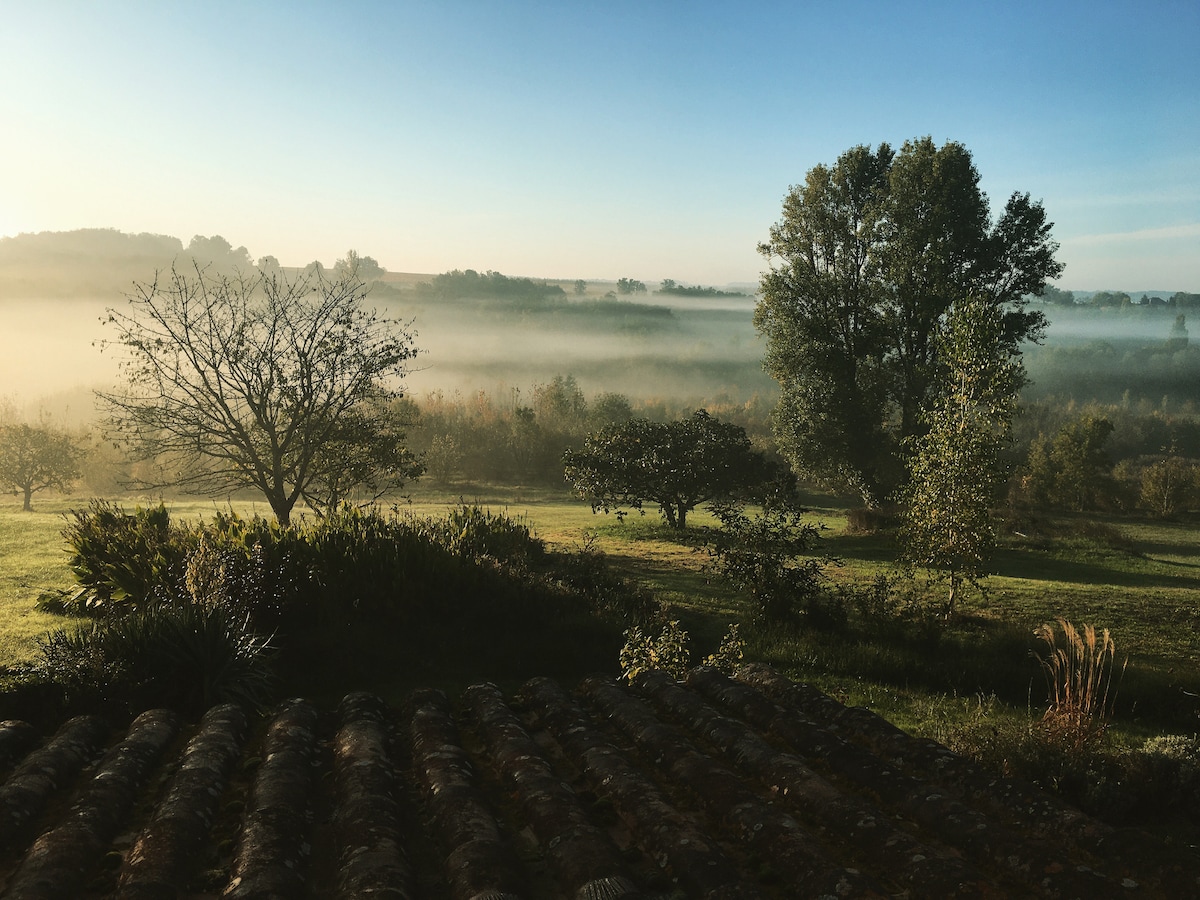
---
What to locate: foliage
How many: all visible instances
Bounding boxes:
[619,619,691,681]
[1138,455,1198,518]
[1034,618,1126,753]
[701,623,745,673]
[616,277,647,295]
[31,602,277,716]
[899,295,1023,615]
[415,269,566,303]
[1020,415,1117,511]
[756,137,1062,502]
[0,422,83,511]
[563,410,774,529]
[705,502,837,625]
[657,279,748,298]
[63,500,196,611]
[405,380,668,488]
[417,504,544,564]
[98,265,419,525]
[333,248,384,281]
[844,506,901,534]
[32,500,661,709]
[296,397,424,516]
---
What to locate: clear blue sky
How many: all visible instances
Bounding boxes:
[2,0,1196,291]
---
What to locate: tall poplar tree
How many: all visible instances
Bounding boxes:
[756,137,1063,503]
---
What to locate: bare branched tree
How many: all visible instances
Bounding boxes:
[98,264,421,524]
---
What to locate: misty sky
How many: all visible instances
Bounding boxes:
[2,1,1197,291]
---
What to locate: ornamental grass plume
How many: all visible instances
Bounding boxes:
[1034,618,1127,752]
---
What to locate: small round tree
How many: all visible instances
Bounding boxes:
[0,422,82,510]
[563,410,773,529]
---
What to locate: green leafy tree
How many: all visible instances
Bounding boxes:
[573,278,587,295]
[563,410,772,529]
[1041,285,1076,306]
[756,137,1062,502]
[0,422,83,510]
[1022,416,1116,511]
[616,277,647,295]
[900,295,1023,616]
[99,265,419,525]
[1139,455,1197,519]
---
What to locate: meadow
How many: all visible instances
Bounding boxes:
[4,486,1197,745]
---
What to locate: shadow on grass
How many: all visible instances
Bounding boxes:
[991,546,1200,590]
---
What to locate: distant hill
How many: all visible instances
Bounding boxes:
[0,229,259,297]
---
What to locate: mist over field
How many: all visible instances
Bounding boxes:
[1,229,1197,425]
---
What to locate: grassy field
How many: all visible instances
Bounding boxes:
[3,488,1199,742]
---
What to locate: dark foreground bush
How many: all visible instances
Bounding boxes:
[27,502,650,711]
[29,602,277,718]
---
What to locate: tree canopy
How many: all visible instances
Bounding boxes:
[99,265,420,525]
[0,422,82,510]
[562,410,774,529]
[756,137,1063,502]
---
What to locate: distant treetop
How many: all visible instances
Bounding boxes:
[415,269,567,303]
[657,279,749,298]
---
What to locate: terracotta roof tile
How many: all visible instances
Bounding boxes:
[0,667,1195,898]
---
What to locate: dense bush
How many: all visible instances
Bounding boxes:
[63,500,197,610]
[704,503,841,627]
[32,602,276,717]
[844,506,901,535]
[34,501,650,710]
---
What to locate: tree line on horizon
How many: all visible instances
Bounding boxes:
[2,227,1191,303]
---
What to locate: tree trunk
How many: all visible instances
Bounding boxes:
[676,506,688,530]
[22,487,33,511]
[945,574,960,618]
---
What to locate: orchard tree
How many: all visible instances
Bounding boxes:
[756,137,1063,503]
[0,422,82,510]
[900,295,1023,616]
[563,410,773,529]
[99,265,420,525]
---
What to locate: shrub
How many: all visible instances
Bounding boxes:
[1139,456,1198,518]
[63,500,197,612]
[845,505,900,534]
[701,624,744,674]
[1126,734,1200,823]
[704,503,840,627]
[619,620,745,682]
[553,534,661,625]
[619,620,691,682]
[33,602,277,716]
[53,501,649,700]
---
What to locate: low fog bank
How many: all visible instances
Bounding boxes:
[0,287,774,423]
[0,298,117,422]
[1040,305,1193,344]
